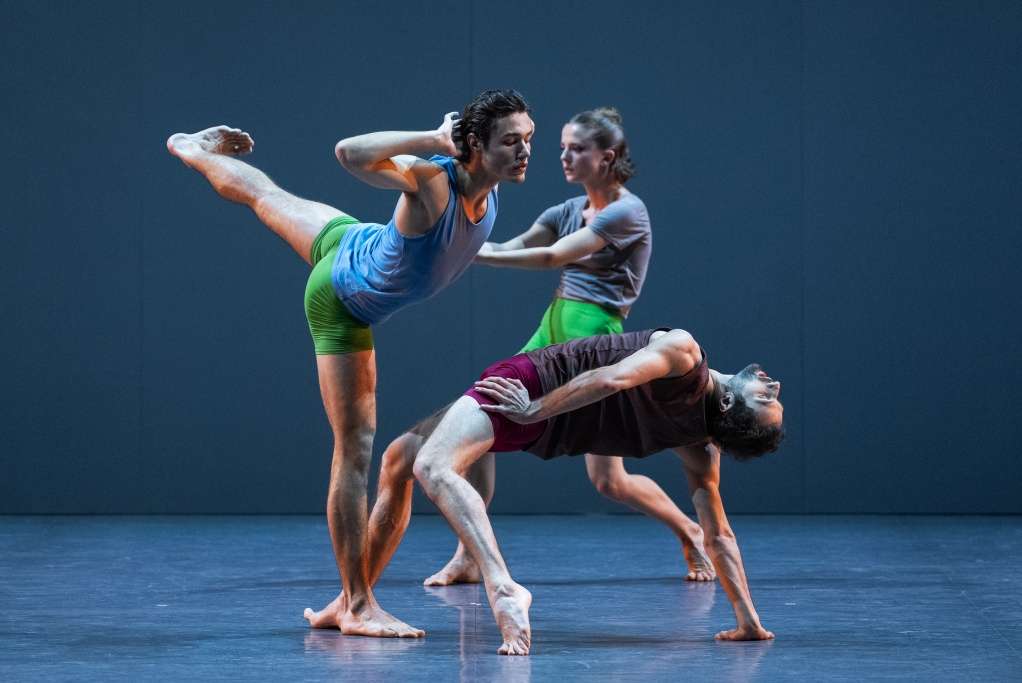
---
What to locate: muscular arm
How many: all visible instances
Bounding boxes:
[475,227,607,269]
[677,444,774,641]
[334,113,458,193]
[475,330,699,424]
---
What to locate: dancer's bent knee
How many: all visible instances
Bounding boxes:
[304,215,374,355]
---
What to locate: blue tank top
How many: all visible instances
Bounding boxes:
[331,156,498,325]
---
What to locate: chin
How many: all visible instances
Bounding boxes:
[506,171,527,184]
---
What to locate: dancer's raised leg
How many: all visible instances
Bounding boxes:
[413,398,532,655]
[585,453,715,582]
[314,351,423,638]
[167,125,341,263]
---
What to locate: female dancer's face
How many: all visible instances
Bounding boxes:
[559,123,610,185]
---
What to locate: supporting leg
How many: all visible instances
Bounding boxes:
[413,398,532,655]
[585,454,715,582]
[311,351,423,638]
[423,451,494,586]
[304,405,452,628]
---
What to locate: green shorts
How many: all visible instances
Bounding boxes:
[519,297,624,353]
[304,215,374,355]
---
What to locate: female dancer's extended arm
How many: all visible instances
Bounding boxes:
[475,226,607,270]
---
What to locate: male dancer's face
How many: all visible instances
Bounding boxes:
[730,364,784,428]
[479,112,534,183]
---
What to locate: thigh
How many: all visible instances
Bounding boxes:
[417,396,496,476]
[315,350,377,446]
[584,453,627,481]
[555,299,623,341]
[518,302,554,353]
[305,255,374,356]
[255,190,348,265]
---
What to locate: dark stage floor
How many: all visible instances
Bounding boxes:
[1,515,1020,681]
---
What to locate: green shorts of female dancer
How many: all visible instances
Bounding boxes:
[519,297,623,352]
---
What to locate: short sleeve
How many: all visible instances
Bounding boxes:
[587,197,649,250]
[535,202,565,232]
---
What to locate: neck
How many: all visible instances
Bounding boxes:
[456,157,499,204]
[583,180,625,210]
[705,369,727,431]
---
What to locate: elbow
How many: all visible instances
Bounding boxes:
[537,249,561,268]
[334,139,358,168]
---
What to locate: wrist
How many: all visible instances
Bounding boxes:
[430,130,452,154]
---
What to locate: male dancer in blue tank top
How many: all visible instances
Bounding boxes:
[166,90,533,638]
[306,328,784,653]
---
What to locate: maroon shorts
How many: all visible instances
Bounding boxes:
[464,354,548,452]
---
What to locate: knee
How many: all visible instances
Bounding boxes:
[380,433,419,485]
[412,455,447,496]
[334,425,375,474]
[591,472,624,500]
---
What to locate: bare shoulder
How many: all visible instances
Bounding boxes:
[648,329,701,377]
[675,442,720,485]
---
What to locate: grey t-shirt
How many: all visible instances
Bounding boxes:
[536,193,652,317]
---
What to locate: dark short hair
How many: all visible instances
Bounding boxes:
[707,394,785,460]
[455,89,531,162]
[568,107,635,183]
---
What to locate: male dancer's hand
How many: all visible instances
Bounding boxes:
[436,111,463,157]
[475,377,536,423]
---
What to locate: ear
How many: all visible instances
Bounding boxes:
[467,132,482,151]
[602,149,616,166]
[719,391,736,413]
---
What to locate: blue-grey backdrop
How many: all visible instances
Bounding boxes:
[2,1,1019,513]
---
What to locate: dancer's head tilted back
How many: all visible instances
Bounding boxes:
[707,364,785,460]
[561,107,635,186]
[455,89,534,182]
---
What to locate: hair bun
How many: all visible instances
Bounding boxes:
[592,107,623,125]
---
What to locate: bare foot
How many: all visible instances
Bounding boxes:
[682,528,716,582]
[423,553,482,586]
[166,125,254,162]
[489,582,532,655]
[303,593,346,629]
[339,604,425,638]
[715,624,775,641]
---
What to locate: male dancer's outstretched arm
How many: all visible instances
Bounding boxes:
[677,443,774,641]
[475,329,699,422]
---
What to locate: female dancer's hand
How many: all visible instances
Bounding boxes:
[474,377,536,423]
[436,111,462,157]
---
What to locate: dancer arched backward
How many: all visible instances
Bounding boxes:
[307,328,784,653]
[424,108,715,588]
[165,89,534,638]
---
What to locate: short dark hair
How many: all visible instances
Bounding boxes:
[707,394,785,461]
[455,89,531,162]
[568,107,635,183]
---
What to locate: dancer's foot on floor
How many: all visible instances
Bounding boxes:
[423,552,481,586]
[340,603,425,638]
[303,592,346,629]
[489,582,532,655]
[682,528,716,582]
[167,125,254,162]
